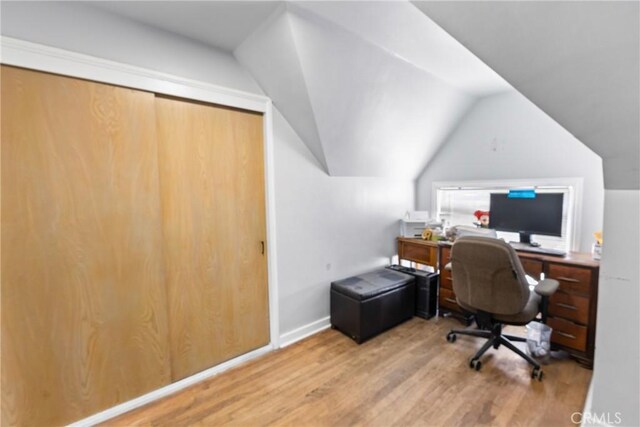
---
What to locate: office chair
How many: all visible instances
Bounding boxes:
[444,236,559,380]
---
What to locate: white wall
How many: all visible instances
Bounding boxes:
[416,90,604,252]
[587,190,640,426]
[272,108,413,333]
[0,1,414,338]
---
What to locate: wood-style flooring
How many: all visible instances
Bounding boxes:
[105,317,591,427]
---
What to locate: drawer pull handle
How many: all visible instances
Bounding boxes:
[445,298,457,304]
[556,276,580,283]
[555,331,577,340]
[556,303,577,310]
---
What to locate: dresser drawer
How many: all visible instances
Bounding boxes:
[439,269,453,290]
[548,291,589,325]
[440,246,451,265]
[439,287,460,312]
[547,316,588,351]
[547,264,592,295]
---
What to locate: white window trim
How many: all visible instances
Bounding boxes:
[1,36,281,426]
[432,177,584,251]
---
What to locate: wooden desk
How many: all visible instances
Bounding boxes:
[437,242,599,367]
[397,237,438,269]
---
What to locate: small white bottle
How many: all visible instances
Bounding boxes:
[592,243,602,260]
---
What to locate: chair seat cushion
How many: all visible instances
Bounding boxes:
[458,291,542,326]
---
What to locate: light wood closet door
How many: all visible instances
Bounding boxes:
[1,66,171,426]
[155,96,270,381]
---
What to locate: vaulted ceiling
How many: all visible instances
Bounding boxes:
[82,1,638,186]
[413,1,639,189]
[92,1,282,52]
[91,1,510,179]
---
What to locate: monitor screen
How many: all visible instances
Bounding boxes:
[489,192,564,238]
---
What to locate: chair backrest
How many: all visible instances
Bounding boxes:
[450,236,530,315]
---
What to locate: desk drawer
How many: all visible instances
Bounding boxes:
[439,270,453,290]
[439,287,459,312]
[547,264,591,295]
[399,242,436,266]
[547,316,587,351]
[548,291,589,325]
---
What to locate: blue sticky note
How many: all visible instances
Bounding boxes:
[508,189,536,199]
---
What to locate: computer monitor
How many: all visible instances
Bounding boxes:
[489,192,564,245]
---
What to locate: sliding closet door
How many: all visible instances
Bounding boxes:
[155,96,270,380]
[1,66,171,426]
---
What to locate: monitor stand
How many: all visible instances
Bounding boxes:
[509,231,540,250]
[516,232,540,247]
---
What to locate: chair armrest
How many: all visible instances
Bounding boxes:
[444,262,452,271]
[534,278,560,297]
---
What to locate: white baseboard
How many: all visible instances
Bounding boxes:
[70,317,331,426]
[69,344,274,427]
[580,379,616,427]
[581,378,596,427]
[279,316,331,348]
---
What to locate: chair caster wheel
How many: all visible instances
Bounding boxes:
[470,358,482,371]
[446,332,457,343]
[531,367,544,381]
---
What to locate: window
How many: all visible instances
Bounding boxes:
[433,179,582,252]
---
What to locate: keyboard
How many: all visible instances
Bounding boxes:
[509,243,566,257]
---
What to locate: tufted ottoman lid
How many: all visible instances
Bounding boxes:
[331,269,414,301]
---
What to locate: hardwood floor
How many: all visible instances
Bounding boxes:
[105,317,591,427]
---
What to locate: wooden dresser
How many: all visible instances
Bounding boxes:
[437,243,599,367]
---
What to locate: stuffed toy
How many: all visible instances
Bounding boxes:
[473,210,490,228]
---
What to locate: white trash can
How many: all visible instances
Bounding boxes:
[526,321,552,364]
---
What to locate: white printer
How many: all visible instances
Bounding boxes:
[400,211,429,238]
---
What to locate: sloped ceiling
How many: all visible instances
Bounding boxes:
[235,2,509,177]
[413,1,640,189]
[234,8,329,172]
[8,2,632,182]
[85,1,514,179]
[91,1,282,52]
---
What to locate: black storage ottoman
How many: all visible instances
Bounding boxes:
[330,269,415,343]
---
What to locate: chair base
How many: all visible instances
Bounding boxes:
[447,323,544,380]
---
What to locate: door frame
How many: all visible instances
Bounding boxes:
[1,36,281,426]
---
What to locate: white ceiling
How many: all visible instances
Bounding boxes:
[85,1,511,179]
[234,8,330,172]
[92,1,282,52]
[84,1,638,183]
[236,3,495,177]
[413,1,639,189]
[292,2,510,96]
